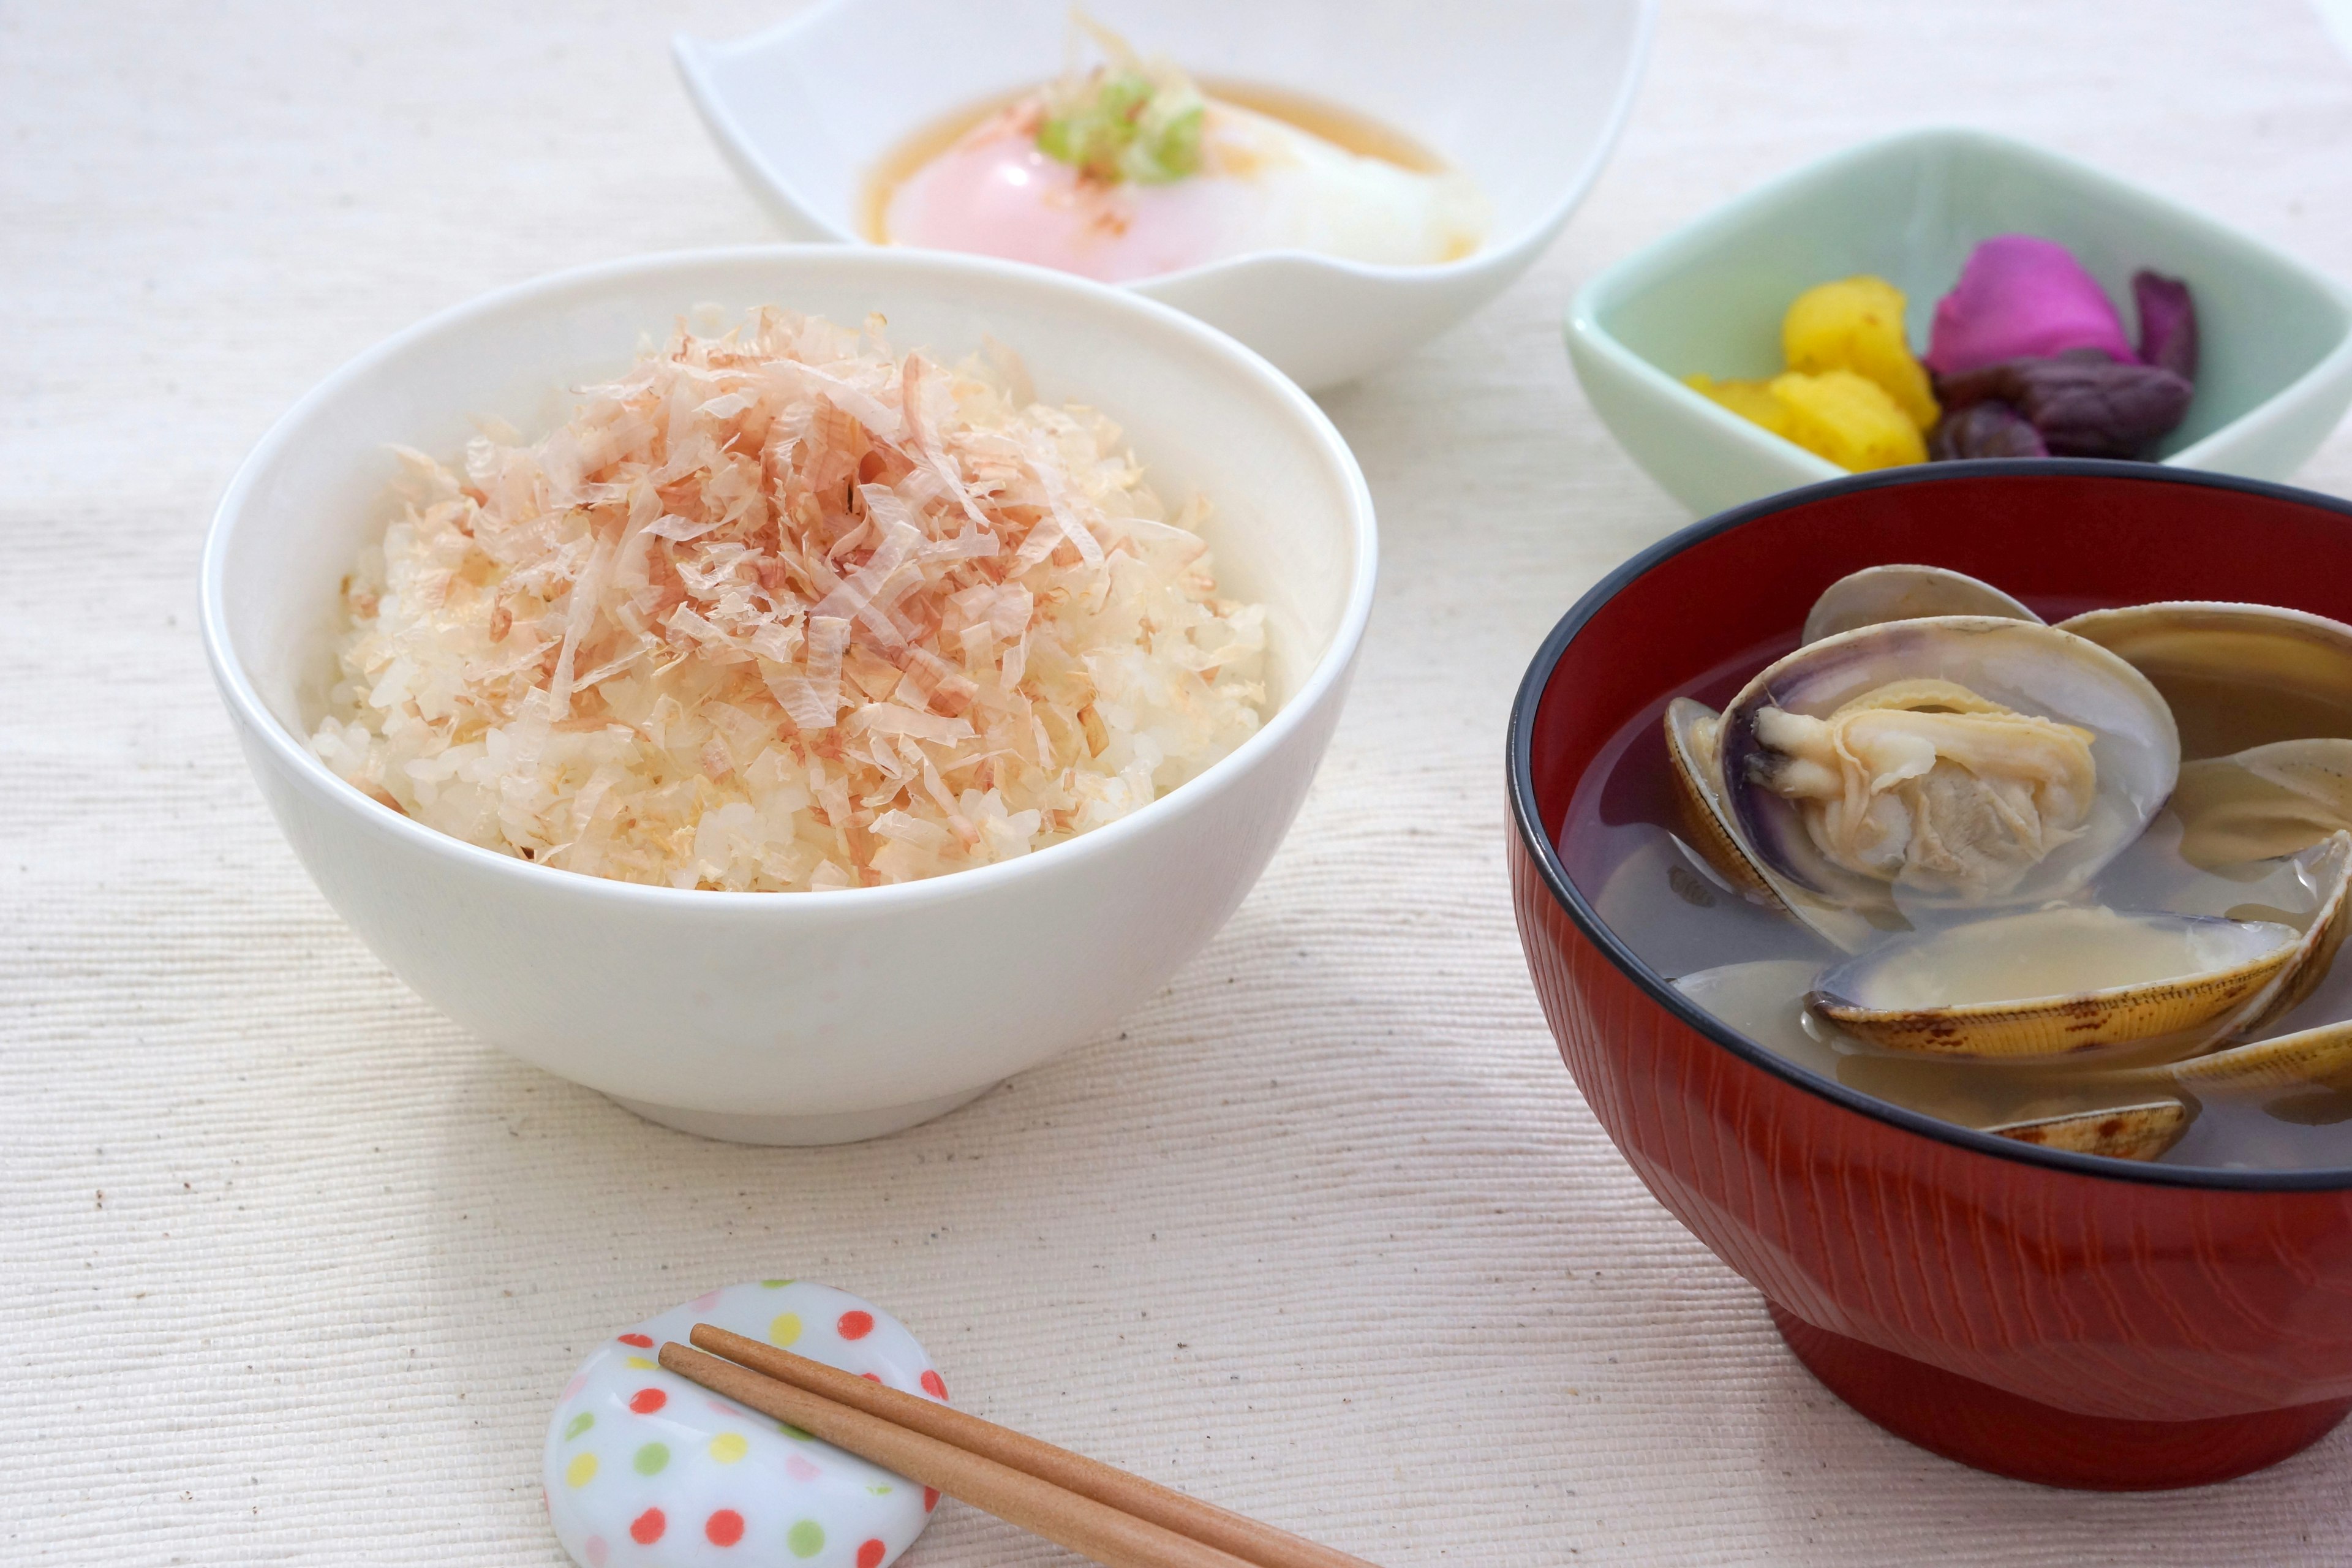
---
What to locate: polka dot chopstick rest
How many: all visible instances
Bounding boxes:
[546,1281,941,1568]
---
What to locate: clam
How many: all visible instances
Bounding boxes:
[2116,1021,2352,1091]
[1807,905,2302,1059]
[1815,832,2352,1063]
[1662,698,1782,908]
[1716,616,2179,918]
[1982,1100,2192,1161]
[2233,830,2352,1034]
[2172,737,2352,870]
[1801,564,2040,646]
[1678,957,2201,1161]
[1661,698,1885,952]
[2059,601,2352,759]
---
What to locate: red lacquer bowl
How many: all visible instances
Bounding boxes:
[1509,461,2352,1490]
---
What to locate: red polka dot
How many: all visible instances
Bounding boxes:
[920,1370,948,1401]
[628,1387,667,1415]
[706,1509,745,1547]
[861,1371,882,1384]
[857,1539,886,1568]
[923,1487,940,1512]
[630,1508,666,1545]
[617,1333,654,1348]
[837,1310,875,1340]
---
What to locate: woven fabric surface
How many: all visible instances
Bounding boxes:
[7,1,2352,1562]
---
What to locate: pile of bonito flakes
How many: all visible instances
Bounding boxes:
[312,309,1267,890]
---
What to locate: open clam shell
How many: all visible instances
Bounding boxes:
[1818,832,2352,1064]
[1676,959,2202,1161]
[1662,698,1783,907]
[1983,1100,2192,1161]
[2173,737,2352,870]
[1660,699,1885,951]
[2078,841,2352,1089]
[2236,831,2352,1033]
[1717,616,2179,916]
[1808,906,2302,1060]
[2116,1021,2352,1091]
[1801,564,2040,646]
[2059,601,2352,759]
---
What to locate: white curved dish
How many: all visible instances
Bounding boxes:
[203,247,1378,1144]
[676,0,1656,389]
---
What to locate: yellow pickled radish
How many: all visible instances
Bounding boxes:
[1782,276,1940,431]
[1769,369,1928,472]
[1685,373,1793,437]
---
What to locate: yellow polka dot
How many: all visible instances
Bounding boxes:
[710,1432,748,1464]
[624,1355,657,1370]
[565,1452,598,1487]
[769,1313,802,1348]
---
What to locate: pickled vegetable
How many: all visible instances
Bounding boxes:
[1924,235,2135,375]
[1782,276,1940,431]
[1929,401,2048,461]
[2134,270,2199,383]
[1936,351,2192,459]
[1676,240,2196,475]
[1686,374,1792,437]
[1770,370,1928,471]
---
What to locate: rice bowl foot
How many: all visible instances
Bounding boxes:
[609,1082,1000,1145]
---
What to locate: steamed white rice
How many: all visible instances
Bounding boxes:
[310,307,1267,891]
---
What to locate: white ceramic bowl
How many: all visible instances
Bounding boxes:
[202,247,1377,1144]
[675,0,1656,390]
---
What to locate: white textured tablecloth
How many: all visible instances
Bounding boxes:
[9,2,2352,1562]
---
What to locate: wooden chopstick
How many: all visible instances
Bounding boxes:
[660,1330,1381,1568]
[660,1341,1256,1568]
[685,1326,1378,1568]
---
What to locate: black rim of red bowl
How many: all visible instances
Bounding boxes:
[1507,456,2352,1191]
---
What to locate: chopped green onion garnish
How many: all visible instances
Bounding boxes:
[1037,66,1204,185]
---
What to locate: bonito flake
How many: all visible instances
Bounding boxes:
[311,308,1267,891]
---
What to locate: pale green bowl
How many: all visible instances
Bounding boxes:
[1567,127,2352,517]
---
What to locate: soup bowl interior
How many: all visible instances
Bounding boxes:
[204,246,1375,1144]
[674,0,1656,388]
[1509,461,2352,1488]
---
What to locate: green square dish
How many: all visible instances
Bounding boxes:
[1567,127,2352,517]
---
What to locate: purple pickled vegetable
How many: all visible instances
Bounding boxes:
[1929,401,2049,461]
[2133,270,2198,383]
[1936,355,2193,459]
[1924,235,2136,375]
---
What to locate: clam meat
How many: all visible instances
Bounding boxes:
[1717,616,2179,914]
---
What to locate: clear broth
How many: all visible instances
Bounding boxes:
[1556,634,2352,1173]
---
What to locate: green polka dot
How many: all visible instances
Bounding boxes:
[633,1442,670,1477]
[867,1483,892,1495]
[761,1278,795,1288]
[563,1413,594,1442]
[788,1520,826,1558]
[769,1313,803,1347]
[780,1422,814,1441]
